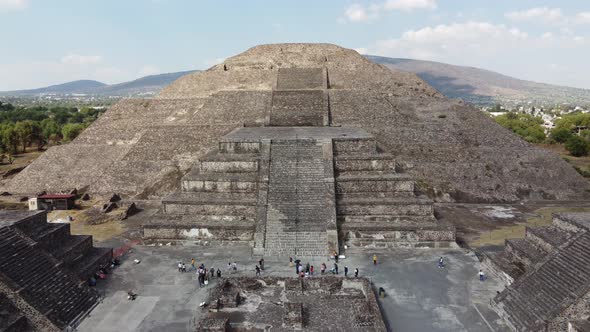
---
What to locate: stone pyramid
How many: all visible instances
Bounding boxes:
[3,43,588,203]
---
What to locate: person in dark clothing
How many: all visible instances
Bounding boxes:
[210,268,215,278]
[259,258,265,270]
[216,269,221,278]
[306,263,310,274]
[344,266,349,277]
[255,265,261,277]
[334,263,339,274]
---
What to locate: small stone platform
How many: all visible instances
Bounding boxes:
[198,276,386,331]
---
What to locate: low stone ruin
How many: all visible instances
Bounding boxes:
[197,276,386,331]
[481,212,590,331]
[0,210,112,331]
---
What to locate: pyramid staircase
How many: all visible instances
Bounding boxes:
[486,213,590,331]
[0,211,111,330]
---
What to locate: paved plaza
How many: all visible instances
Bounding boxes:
[78,244,508,332]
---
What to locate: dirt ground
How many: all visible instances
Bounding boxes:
[537,143,590,174]
[436,202,590,249]
[0,148,44,177]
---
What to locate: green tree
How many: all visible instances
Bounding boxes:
[495,113,546,143]
[565,136,590,157]
[1,125,19,154]
[550,127,574,144]
[61,123,85,141]
[40,118,62,142]
[14,121,33,152]
[554,113,590,131]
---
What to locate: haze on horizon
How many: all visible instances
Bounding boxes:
[0,0,589,91]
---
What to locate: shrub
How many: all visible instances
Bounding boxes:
[550,127,573,144]
[565,136,590,157]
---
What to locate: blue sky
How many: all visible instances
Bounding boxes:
[0,0,589,90]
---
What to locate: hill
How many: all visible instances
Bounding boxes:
[367,56,590,106]
[0,71,197,97]
[0,80,107,96]
[3,43,588,203]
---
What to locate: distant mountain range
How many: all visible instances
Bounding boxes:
[0,70,197,97]
[367,56,590,106]
[2,57,590,106]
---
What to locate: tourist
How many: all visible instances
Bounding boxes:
[210,268,215,278]
[438,257,444,268]
[228,262,232,271]
[178,262,183,272]
[181,263,187,272]
[354,268,359,278]
[232,262,237,272]
[344,266,349,277]
[373,254,378,265]
[191,258,196,271]
[127,290,137,301]
[333,251,339,263]
[295,262,300,275]
[306,263,310,274]
[289,257,293,267]
[217,269,221,278]
[479,270,485,281]
[321,263,326,274]
[255,265,261,277]
[334,263,339,274]
[259,258,265,270]
[310,265,314,275]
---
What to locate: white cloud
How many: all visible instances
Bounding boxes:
[505,7,563,23]
[364,22,531,61]
[61,54,103,65]
[342,0,436,23]
[575,12,590,24]
[343,3,380,23]
[138,65,160,76]
[0,0,28,12]
[384,0,436,12]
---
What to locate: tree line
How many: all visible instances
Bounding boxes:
[0,101,104,157]
[494,112,590,157]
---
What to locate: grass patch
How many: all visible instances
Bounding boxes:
[469,206,590,248]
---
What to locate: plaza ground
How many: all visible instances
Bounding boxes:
[78,244,509,332]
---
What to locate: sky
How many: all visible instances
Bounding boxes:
[0,0,589,90]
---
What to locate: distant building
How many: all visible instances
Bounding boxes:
[36,194,76,210]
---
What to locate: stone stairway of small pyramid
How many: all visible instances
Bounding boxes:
[481,212,590,331]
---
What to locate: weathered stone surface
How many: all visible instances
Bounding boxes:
[5,43,586,202]
[489,212,590,331]
[0,210,111,330]
[199,277,387,332]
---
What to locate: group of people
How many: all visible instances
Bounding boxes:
[287,257,362,279]
[176,258,223,287]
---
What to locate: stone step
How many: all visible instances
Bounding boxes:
[332,138,377,155]
[336,197,433,216]
[200,159,259,173]
[334,154,396,172]
[505,238,548,267]
[68,246,113,280]
[336,175,414,194]
[182,172,258,193]
[50,235,94,265]
[218,140,261,154]
[525,226,574,252]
